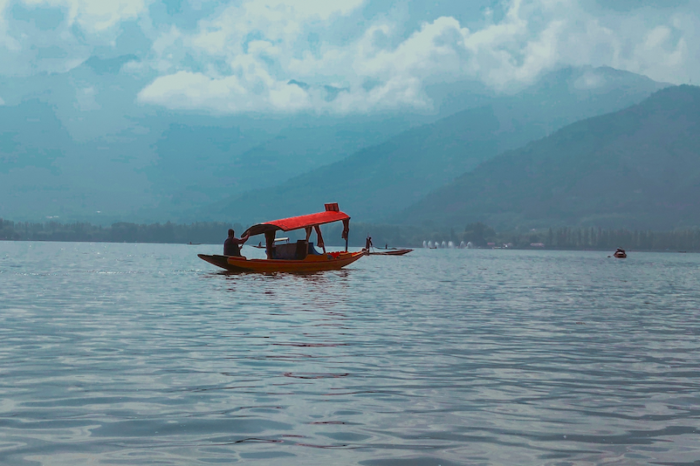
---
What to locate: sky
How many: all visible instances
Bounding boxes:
[0,0,698,117]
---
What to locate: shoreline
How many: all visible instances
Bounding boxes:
[0,238,696,254]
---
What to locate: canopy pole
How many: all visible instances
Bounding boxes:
[314,225,326,254]
[341,219,350,252]
[265,231,276,259]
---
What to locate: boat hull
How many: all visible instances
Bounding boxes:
[369,249,412,256]
[198,250,366,273]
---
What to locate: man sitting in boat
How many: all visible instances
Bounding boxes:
[224,229,250,257]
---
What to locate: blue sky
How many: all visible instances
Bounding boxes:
[0,0,698,115]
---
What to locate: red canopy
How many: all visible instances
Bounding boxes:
[243,208,350,237]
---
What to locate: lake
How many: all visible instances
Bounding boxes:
[1,242,699,465]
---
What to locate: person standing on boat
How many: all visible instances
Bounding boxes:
[224,229,250,257]
[365,236,373,251]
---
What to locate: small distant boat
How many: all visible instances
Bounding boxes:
[198,203,366,273]
[613,248,627,258]
[253,237,289,249]
[369,248,413,256]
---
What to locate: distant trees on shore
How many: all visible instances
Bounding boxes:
[0,219,242,245]
[2,218,699,252]
[501,227,700,252]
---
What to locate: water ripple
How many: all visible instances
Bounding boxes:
[1,242,699,464]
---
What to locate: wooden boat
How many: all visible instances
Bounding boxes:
[369,248,413,256]
[198,203,366,273]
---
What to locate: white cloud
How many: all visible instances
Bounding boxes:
[139,0,582,113]
[138,0,369,112]
[138,70,312,113]
[20,0,148,32]
[135,0,700,114]
[0,0,149,76]
[187,0,364,56]
[75,86,101,111]
[623,21,693,83]
[2,0,698,114]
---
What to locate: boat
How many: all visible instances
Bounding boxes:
[613,248,627,258]
[252,237,289,249]
[369,248,413,256]
[198,203,366,273]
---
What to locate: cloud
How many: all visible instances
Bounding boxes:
[138,0,368,112]
[138,70,312,113]
[1,0,698,114]
[624,21,695,83]
[138,9,477,113]
[0,0,149,76]
[186,0,365,57]
[21,0,148,32]
[136,0,700,115]
[75,86,100,111]
[134,0,556,113]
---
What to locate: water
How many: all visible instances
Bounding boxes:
[1,242,699,465]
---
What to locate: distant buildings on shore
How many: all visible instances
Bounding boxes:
[422,240,517,249]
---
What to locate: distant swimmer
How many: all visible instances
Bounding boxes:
[224,229,250,257]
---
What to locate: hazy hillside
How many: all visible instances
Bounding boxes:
[400,85,700,230]
[0,60,434,222]
[143,115,444,218]
[0,64,668,224]
[1,52,504,223]
[210,66,668,224]
[0,99,157,222]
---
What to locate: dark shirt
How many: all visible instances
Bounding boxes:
[224,237,245,256]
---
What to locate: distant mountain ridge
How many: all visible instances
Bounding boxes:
[0,65,669,223]
[0,65,432,222]
[399,85,700,230]
[142,120,413,217]
[209,66,668,224]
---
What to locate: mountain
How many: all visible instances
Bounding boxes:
[0,99,155,222]
[0,60,438,222]
[142,116,434,220]
[0,64,668,224]
[209,66,668,224]
[399,85,700,230]
[2,52,507,223]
